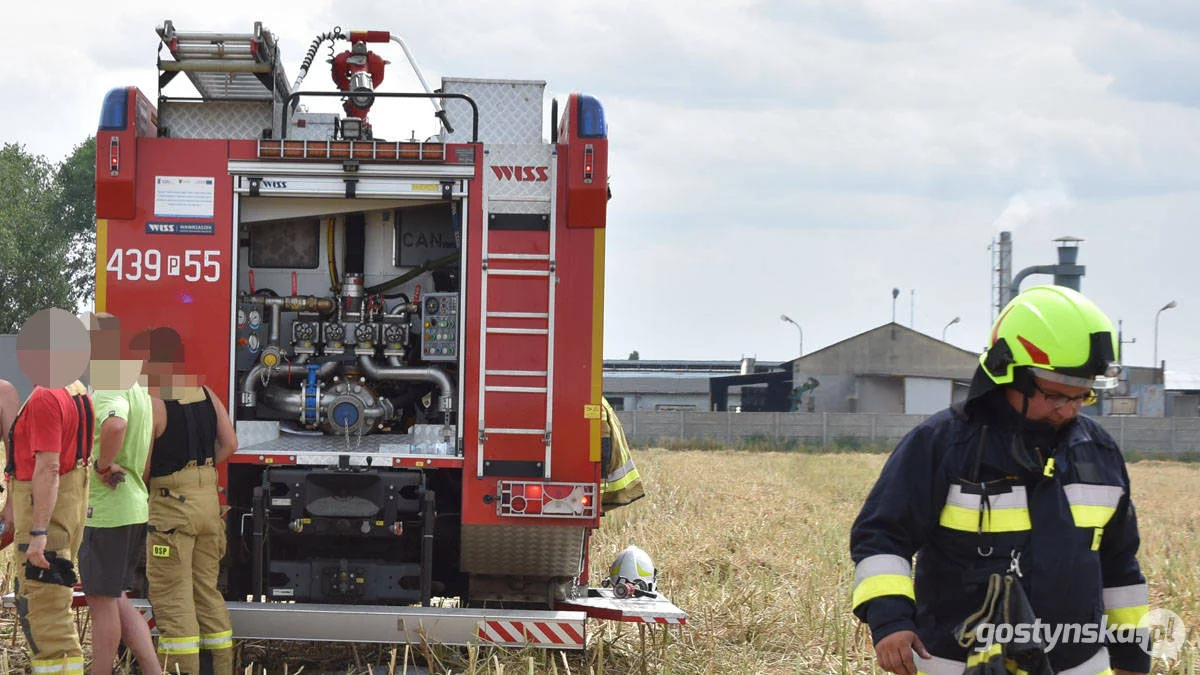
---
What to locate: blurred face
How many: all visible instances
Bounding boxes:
[1007,374,1095,428]
[16,309,90,389]
[87,313,143,390]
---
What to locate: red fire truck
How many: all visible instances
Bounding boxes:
[93,20,683,647]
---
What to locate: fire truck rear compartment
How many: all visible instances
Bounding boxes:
[228,193,470,604]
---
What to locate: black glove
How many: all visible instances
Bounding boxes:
[24,551,78,588]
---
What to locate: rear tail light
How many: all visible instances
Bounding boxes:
[496,481,597,519]
[583,144,594,184]
[109,137,120,176]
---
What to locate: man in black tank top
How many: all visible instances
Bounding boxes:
[137,327,238,675]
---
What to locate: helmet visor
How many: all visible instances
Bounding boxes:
[1033,366,1120,391]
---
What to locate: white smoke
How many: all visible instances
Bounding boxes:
[992,187,1073,231]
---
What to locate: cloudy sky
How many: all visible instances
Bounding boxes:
[4,1,1197,372]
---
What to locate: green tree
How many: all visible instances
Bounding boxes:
[0,138,96,333]
[55,137,97,310]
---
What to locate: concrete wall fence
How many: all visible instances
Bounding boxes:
[615,411,1200,457]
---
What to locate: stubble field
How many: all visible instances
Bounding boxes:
[0,449,1197,674]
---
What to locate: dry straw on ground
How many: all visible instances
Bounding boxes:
[0,450,1197,674]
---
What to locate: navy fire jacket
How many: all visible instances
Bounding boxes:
[850,390,1150,673]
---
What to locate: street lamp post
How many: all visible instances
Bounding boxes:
[1153,300,1177,371]
[780,314,803,357]
[942,316,961,342]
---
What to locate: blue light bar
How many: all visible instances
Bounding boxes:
[577,95,607,139]
[99,88,128,131]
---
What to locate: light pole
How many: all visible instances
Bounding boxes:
[1117,319,1135,365]
[941,316,961,342]
[1153,300,1177,370]
[780,314,803,357]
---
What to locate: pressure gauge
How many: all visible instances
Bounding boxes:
[424,297,440,315]
[248,310,262,328]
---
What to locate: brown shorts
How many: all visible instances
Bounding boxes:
[79,523,146,597]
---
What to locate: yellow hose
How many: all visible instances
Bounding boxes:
[327,217,341,294]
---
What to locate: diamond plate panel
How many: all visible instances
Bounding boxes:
[160,101,275,140]
[442,78,545,145]
[460,524,585,576]
[486,144,554,215]
[287,112,339,141]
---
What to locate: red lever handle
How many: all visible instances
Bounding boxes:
[349,30,390,43]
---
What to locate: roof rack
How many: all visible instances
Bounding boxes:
[156,19,291,103]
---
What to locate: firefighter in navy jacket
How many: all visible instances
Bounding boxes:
[851,286,1150,675]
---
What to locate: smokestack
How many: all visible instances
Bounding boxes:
[996,231,1013,314]
[740,354,757,375]
[1008,235,1087,299]
[1052,236,1085,291]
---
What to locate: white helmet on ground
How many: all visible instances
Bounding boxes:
[603,545,657,595]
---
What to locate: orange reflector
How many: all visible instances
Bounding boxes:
[258,140,446,162]
[525,484,543,500]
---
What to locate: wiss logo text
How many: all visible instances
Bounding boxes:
[491,166,549,182]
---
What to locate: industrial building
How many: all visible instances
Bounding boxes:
[786,323,979,414]
[602,358,782,412]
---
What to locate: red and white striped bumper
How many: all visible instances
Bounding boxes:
[477,619,586,649]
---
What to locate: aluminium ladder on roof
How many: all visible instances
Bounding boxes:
[156,19,291,103]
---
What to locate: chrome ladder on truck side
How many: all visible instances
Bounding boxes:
[476,145,559,480]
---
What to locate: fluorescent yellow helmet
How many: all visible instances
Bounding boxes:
[981,285,1120,390]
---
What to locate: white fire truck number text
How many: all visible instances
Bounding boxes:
[106,248,221,283]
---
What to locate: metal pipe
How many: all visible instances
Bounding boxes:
[250,295,338,313]
[1008,265,1057,298]
[388,35,443,116]
[357,356,454,413]
[159,60,272,73]
[173,43,255,57]
[163,30,267,42]
[241,361,339,409]
[259,385,391,421]
[280,91,478,142]
[247,295,338,347]
[269,303,281,346]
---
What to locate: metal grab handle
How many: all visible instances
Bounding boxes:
[280,91,478,142]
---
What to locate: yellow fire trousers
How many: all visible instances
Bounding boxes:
[147,465,233,675]
[12,465,88,674]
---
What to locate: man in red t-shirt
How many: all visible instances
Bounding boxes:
[5,308,93,674]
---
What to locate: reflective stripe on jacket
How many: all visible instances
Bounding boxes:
[600,398,644,509]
